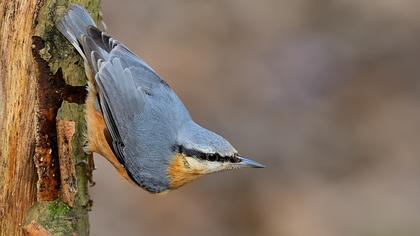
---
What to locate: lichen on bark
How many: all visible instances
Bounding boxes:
[35,0,101,86]
[25,0,101,235]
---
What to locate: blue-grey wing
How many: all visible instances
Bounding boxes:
[95,58,143,158]
[82,27,191,187]
[57,5,190,192]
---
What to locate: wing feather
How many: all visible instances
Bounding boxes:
[95,58,144,140]
[57,4,189,192]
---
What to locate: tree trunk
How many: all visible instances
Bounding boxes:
[0,0,100,235]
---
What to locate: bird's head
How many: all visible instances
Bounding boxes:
[166,121,265,190]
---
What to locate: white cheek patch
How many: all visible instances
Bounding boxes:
[184,156,226,174]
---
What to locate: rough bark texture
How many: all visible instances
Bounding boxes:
[0,1,41,234]
[0,0,100,235]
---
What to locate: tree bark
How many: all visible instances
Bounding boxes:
[0,0,100,235]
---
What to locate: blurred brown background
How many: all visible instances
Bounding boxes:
[90,1,420,235]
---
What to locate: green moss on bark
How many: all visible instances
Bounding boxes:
[25,200,75,236]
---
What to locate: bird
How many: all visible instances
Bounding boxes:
[56,4,265,194]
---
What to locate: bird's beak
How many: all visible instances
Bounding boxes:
[236,156,266,168]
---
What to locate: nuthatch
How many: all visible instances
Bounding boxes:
[57,4,265,193]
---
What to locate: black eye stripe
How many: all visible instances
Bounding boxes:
[174,145,240,163]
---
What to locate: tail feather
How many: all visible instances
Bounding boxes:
[56,4,97,61]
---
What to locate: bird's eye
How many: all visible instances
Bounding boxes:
[207,154,217,162]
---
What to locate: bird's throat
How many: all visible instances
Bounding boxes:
[167,154,205,190]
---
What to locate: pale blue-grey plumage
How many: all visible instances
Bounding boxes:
[57,4,261,193]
